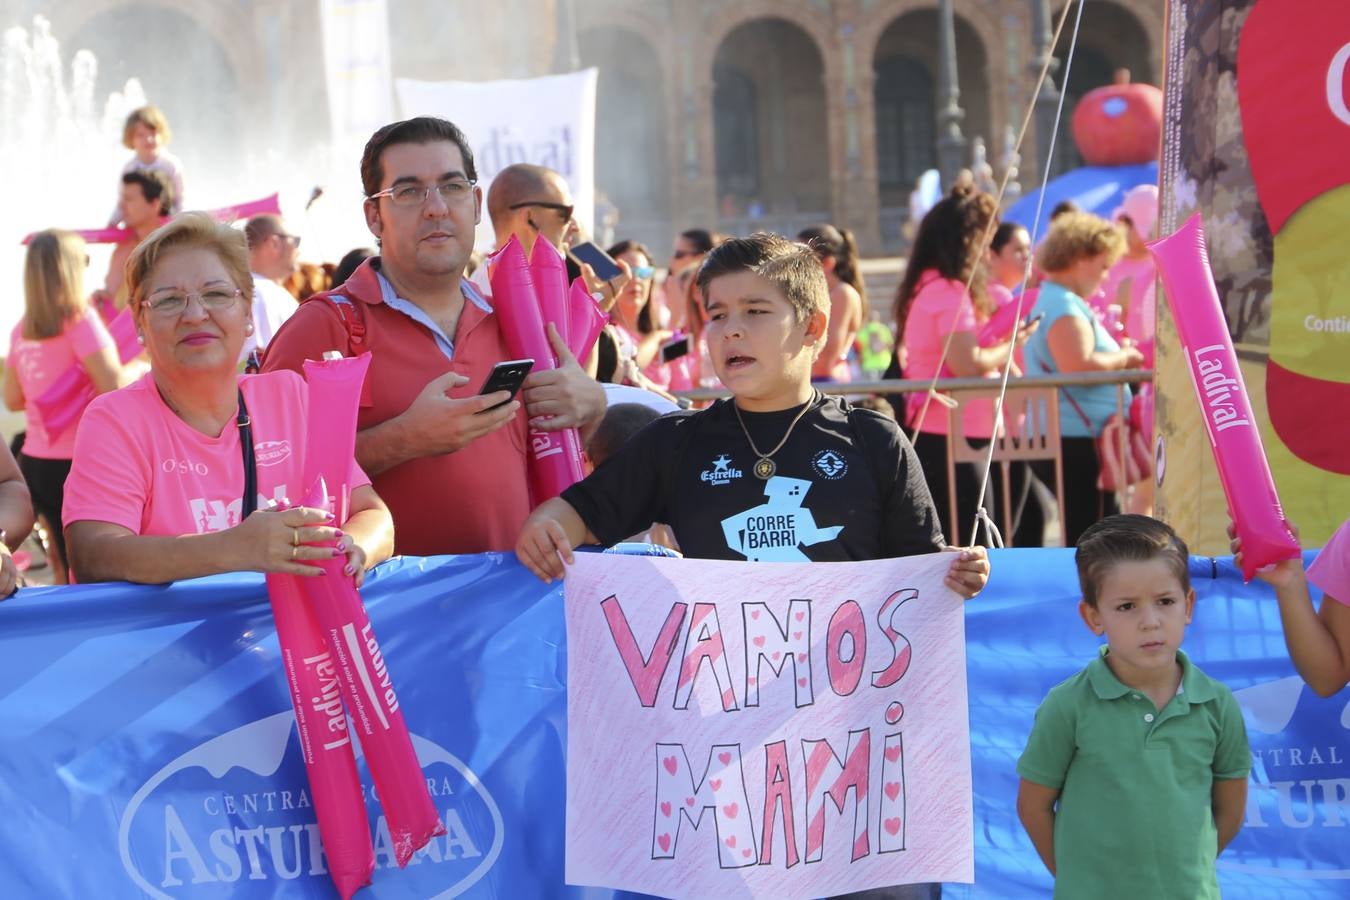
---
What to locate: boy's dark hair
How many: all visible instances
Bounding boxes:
[695,232,827,324]
[1075,514,1190,608]
[587,403,663,467]
[122,168,174,215]
[360,117,477,197]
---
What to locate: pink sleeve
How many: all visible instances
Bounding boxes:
[8,322,21,356]
[1308,519,1350,606]
[69,311,114,359]
[350,457,371,492]
[62,398,149,532]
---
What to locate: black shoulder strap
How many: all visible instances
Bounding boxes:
[238,387,257,518]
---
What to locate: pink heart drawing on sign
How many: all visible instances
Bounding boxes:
[742,848,752,858]
[723,802,739,819]
[751,610,760,619]
[753,636,766,647]
[658,833,672,852]
[793,631,802,640]
[795,611,805,621]
[663,755,678,775]
[772,651,781,661]
[798,677,807,687]
[719,751,732,765]
[885,746,902,763]
[725,835,737,848]
[686,796,695,807]
[797,652,807,662]
[661,801,672,817]
[710,778,722,791]
[884,818,902,836]
[885,782,901,802]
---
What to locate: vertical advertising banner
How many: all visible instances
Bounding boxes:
[395,70,598,253]
[1155,0,1350,551]
[318,0,395,149]
[563,553,973,897]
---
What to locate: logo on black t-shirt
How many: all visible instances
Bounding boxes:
[721,476,843,562]
[811,449,848,480]
[700,453,744,486]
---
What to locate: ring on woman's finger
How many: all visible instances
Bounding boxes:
[291,527,300,547]
[290,544,298,560]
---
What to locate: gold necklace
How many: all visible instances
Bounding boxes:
[733,395,816,480]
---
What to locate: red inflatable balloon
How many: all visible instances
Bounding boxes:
[1071,81,1163,167]
[1149,214,1300,580]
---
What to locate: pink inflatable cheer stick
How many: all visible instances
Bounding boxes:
[1149,213,1300,580]
[297,478,443,866]
[530,237,571,346]
[266,570,374,899]
[33,308,145,441]
[20,193,282,245]
[302,352,373,523]
[487,235,586,502]
[567,276,608,363]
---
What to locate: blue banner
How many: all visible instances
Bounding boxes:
[0,549,1344,898]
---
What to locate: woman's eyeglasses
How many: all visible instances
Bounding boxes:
[145,287,243,316]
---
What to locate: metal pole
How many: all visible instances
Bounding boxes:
[1029,0,1063,185]
[935,0,967,189]
[553,0,580,73]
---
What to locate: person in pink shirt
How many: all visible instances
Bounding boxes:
[607,239,696,392]
[63,212,393,585]
[896,186,1037,545]
[4,230,124,583]
[1100,184,1160,356]
[1233,517,1350,698]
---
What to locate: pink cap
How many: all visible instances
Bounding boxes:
[1113,184,1159,239]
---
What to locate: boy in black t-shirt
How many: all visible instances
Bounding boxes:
[515,233,989,597]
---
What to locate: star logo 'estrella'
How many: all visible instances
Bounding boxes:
[712,454,732,472]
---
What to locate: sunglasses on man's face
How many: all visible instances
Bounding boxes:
[509,201,574,223]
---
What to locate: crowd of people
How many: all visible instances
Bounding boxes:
[1,105,1349,898]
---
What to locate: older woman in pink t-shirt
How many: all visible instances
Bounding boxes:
[4,230,125,583]
[64,213,393,584]
[897,187,1037,546]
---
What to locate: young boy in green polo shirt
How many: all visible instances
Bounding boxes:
[1016,514,1250,900]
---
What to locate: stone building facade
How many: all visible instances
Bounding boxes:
[30,0,1163,255]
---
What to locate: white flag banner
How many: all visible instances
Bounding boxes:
[318,0,394,148]
[396,69,598,252]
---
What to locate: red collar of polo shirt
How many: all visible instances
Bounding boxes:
[339,256,493,344]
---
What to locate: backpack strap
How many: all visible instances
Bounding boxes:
[320,292,367,356]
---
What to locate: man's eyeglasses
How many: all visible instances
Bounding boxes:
[274,233,302,248]
[146,287,243,316]
[367,178,477,207]
[509,200,574,223]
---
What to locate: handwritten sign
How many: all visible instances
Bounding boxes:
[564,553,974,897]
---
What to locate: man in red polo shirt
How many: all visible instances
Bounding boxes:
[262,117,606,556]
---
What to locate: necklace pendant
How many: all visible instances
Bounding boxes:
[753,457,777,480]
